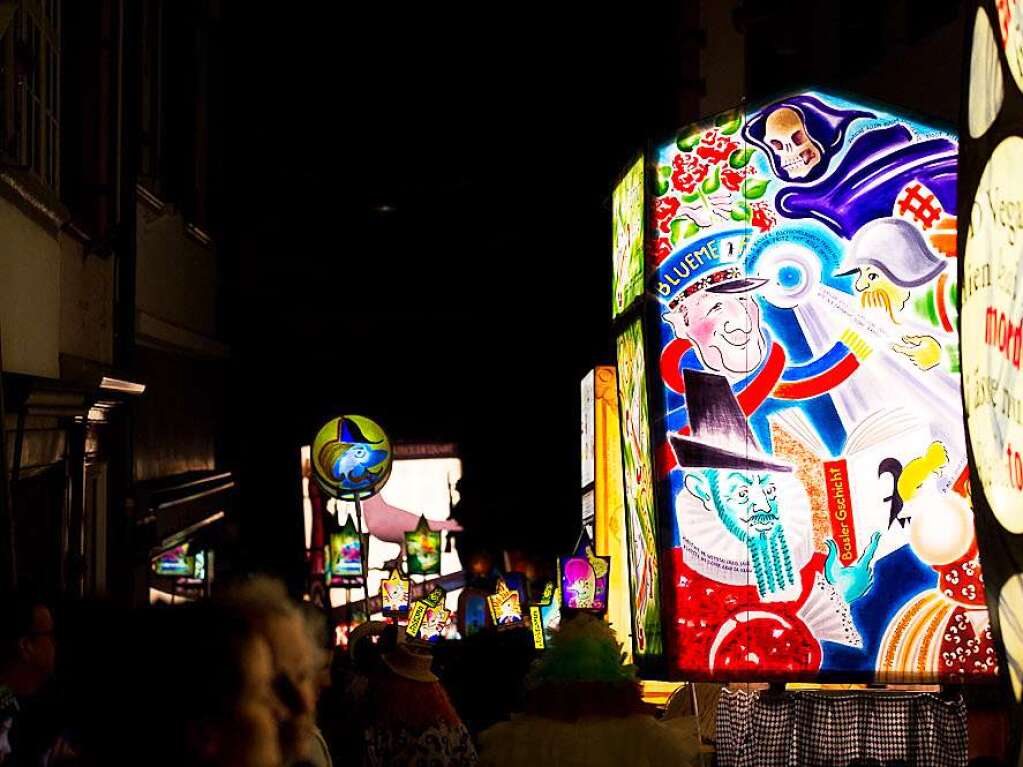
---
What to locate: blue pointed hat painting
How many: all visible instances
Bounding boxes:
[312,415,393,500]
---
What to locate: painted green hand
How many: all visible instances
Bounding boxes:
[824,531,881,603]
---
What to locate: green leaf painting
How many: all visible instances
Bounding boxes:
[701,166,720,195]
[715,110,742,135]
[729,147,756,168]
[742,178,769,199]
[655,165,671,196]
[670,218,701,244]
[730,201,751,221]
[676,132,701,152]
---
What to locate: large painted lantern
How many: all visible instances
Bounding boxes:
[960,0,1023,741]
[580,366,634,661]
[312,415,393,500]
[621,89,995,682]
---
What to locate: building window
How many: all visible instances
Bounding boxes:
[3,1,60,193]
[139,0,164,197]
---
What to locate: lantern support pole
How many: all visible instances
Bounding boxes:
[353,493,370,596]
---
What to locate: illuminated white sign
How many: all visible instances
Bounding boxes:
[962,136,1023,533]
[997,0,1023,96]
[301,450,464,615]
[968,6,1004,138]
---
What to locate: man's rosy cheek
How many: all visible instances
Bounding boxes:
[689,318,716,345]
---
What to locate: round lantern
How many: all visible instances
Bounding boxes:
[311,415,392,500]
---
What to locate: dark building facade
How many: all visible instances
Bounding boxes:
[1,0,233,605]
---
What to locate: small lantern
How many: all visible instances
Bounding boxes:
[529,581,562,649]
[487,577,524,628]
[406,586,450,643]
[152,543,195,577]
[326,514,365,586]
[559,531,609,613]
[404,515,442,575]
[503,571,530,605]
[380,568,411,618]
[458,588,491,637]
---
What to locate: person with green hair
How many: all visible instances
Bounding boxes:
[477,614,699,767]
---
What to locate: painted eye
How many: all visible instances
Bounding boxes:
[709,302,723,314]
[736,488,749,501]
[770,139,783,150]
[765,485,776,499]
[868,272,878,281]
[793,130,807,146]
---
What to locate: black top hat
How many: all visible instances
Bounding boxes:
[669,370,792,473]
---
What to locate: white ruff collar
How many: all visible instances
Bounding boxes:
[675,472,813,602]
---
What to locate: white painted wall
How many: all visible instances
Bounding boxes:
[59,233,114,365]
[136,202,217,339]
[0,196,61,378]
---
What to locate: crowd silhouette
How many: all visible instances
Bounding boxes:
[0,580,1009,767]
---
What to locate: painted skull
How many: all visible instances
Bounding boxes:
[764,107,821,179]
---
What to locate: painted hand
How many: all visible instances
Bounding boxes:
[891,335,941,371]
[824,531,881,603]
[678,190,732,228]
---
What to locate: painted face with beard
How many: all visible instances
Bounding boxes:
[664,289,768,380]
[853,267,910,323]
[683,468,798,599]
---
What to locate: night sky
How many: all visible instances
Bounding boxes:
[219,1,966,580]
[220,4,675,576]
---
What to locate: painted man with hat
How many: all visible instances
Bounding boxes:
[657,229,870,459]
[836,216,952,372]
[668,370,879,678]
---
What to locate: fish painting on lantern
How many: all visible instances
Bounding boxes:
[312,415,393,500]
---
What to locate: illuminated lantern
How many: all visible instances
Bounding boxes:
[503,571,530,605]
[406,587,450,643]
[637,87,994,684]
[529,582,562,650]
[325,514,365,586]
[559,532,609,613]
[469,552,493,577]
[311,415,392,501]
[458,588,491,637]
[487,577,524,628]
[582,365,633,662]
[612,156,645,319]
[380,568,411,618]
[404,515,442,575]
[152,543,198,577]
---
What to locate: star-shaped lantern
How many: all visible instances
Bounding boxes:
[405,587,450,643]
[487,577,524,629]
[404,515,442,575]
[380,567,411,618]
